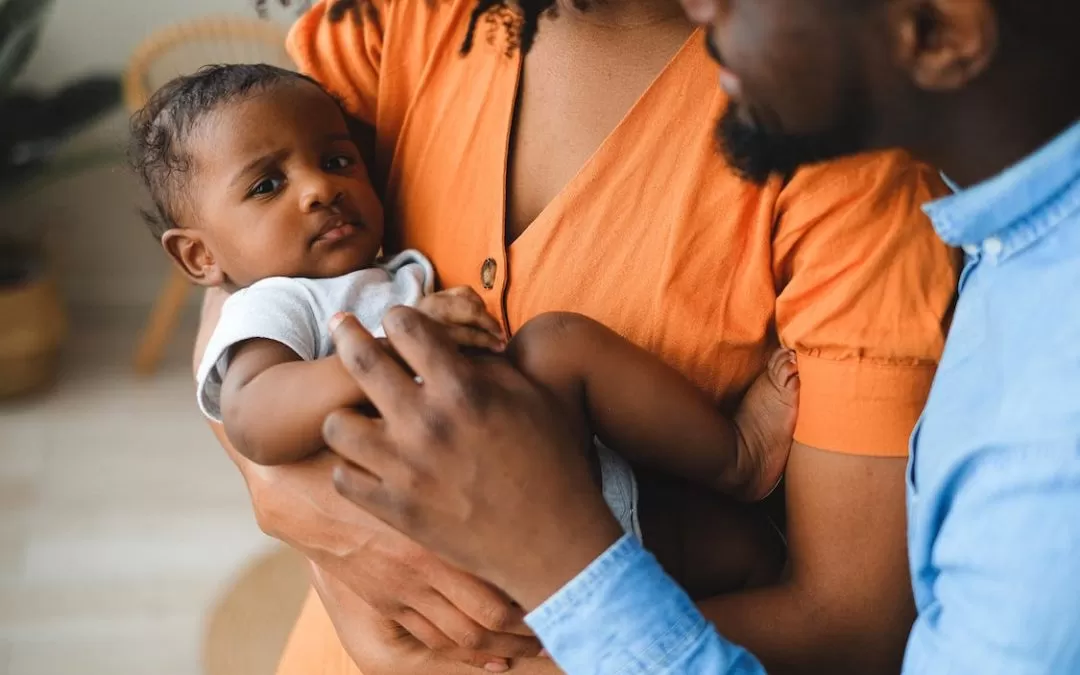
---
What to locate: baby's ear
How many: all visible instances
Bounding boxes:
[161,228,225,287]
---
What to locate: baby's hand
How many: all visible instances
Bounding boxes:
[415,286,506,352]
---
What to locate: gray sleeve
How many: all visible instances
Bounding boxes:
[194,279,321,422]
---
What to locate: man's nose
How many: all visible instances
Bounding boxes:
[680,0,717,25]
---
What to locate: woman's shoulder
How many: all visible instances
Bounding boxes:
[288,0,492,67]
[287,0,499,122]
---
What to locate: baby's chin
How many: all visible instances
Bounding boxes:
[310,238,383,278]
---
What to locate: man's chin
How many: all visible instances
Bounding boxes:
[714,104,864,185]
[715,105,801,184]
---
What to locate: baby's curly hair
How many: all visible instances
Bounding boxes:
[129,63,325,240]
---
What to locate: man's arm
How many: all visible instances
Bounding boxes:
[902,443,1080,674]
[698,443,915,675]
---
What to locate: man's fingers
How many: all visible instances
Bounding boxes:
[322,409,392,474]
[330,456,388,512]
[381,307,476,390]
[330,313,420,415]
[395,610,511,671]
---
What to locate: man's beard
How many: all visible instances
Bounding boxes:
[715,101,870,184]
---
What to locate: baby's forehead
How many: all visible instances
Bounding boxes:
[198,82,346,151]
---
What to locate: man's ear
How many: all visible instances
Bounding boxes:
[161,228,225,287]
[890,0,998,91]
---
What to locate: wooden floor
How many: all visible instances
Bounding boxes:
[0,312,302,675]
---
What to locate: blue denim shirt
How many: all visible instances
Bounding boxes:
[526,121,1080,674]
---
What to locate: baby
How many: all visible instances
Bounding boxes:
[132,64,798,592]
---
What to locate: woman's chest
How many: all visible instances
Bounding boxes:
[377,34,783,403]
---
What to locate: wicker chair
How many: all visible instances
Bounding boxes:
[127,16,292,375]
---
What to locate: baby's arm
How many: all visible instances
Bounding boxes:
[508,313,798,502]
[220,339,371,465]
[220,286,502,466]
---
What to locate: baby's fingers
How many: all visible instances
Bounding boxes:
[421,288,505,341]
[443,325,507,353]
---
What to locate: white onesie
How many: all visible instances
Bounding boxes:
[195,250,434,422]
[193,248,641,540]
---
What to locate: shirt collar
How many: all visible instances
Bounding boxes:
[923,120,1080,251]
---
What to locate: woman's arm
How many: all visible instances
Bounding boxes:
[697,443,914,674]
[196,289,542,668]
[221,340,369,465]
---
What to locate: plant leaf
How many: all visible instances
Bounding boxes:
[0,0,56,92]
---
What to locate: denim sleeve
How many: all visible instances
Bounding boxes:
[903,443,1080,674]
[525,535,765,675]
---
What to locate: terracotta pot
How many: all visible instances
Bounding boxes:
[0,272,67,399]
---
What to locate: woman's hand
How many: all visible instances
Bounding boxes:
[197,290,541,670]
[310,563,561,675]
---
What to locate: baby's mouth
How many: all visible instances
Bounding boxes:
[312,216,361,244]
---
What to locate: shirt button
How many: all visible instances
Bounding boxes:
[983,237,1004,257]
[962,244,980,256]
[480,258,497,290]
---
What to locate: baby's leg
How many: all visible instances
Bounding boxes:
[507,313,786,592]
[504,313,612,484]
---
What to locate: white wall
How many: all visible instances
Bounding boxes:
[3,0,294,310]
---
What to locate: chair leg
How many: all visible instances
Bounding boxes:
[134,269,191,376]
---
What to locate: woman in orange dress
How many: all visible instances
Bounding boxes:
[195,1,959,673]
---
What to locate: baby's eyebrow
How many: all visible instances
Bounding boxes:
[324,132,354,144]
[230,149,288,189]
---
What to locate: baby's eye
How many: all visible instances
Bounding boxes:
[324,155,355,171]
[249,177,284,197]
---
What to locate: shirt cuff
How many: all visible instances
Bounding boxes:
[526,535,756,675]
[793,353,937,457]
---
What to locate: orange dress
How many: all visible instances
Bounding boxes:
[277,2,960,673]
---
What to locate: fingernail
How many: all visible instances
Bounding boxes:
[539,649,550,658]
[484,662,509,672]
[329,312,349,332]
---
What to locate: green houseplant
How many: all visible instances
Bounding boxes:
[0,0,122,397]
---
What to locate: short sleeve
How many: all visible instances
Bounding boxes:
[286,0,387,124]
[774,151,961,457]
[195,279,321,422]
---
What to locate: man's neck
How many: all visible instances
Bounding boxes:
[914,60,1080,189]
[554,0,685,28]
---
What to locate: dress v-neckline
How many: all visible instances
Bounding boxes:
[498,27,704,251]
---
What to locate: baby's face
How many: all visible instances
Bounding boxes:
[185,80,384,287]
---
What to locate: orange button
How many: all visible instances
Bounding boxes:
[481,258,497,289]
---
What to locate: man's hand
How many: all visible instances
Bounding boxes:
[416,286,506,352]
[324,308,625,610]
[197,290,540,669]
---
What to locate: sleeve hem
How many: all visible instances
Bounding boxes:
[792,352,937,457]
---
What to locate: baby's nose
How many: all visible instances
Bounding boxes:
[301,179,343,211]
